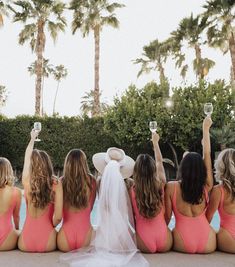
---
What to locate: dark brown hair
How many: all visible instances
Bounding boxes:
[133,154,163,219]
[178,152,206,204]
[63,149,93,209]
[30,150,54,209]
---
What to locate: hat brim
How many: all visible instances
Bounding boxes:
[92,152,135,179]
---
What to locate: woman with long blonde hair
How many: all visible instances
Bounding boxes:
[18,129,63,252]
[206,148,235,253]
[130,132,172,253]
[57,149,96,252]
[0,157,21,250]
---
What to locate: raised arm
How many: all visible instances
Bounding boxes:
[52,178,63,227]
[22,130,38,187]
[152,132,166,185]
[202,116,213,192]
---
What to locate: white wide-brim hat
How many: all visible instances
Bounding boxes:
[92,147,135,179]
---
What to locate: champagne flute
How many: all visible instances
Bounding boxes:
[34,122,41,142]
[149,121,157,133]
[204,103,213,117]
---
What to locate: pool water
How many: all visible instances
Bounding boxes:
[19,197,220,231]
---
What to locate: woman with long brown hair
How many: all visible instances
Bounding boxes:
[0,157,21,250]
[206,148,235,253]
[129,132,172,253]
[18,129,63,252]
[57,149,96,252]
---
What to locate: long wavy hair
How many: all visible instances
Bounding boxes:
[29,150,54,209]
[63,149,93,209]
[133,154,163,219]
[178,152,206,205]
[215,148,235,201]
[0,157,14,188]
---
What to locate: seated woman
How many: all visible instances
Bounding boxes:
[18,129,63,252]
[57,149,96,252]
[165,116,216,253]
[0,157,21,251]
[130,132,172,253]
[206,148,235,253]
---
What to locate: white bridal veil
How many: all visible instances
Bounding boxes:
[60,158,149,267]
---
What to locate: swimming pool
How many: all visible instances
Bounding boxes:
[19,196,220,231]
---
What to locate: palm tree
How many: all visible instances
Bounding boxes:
[8,0,66,116]
[203,0,235,82]
[171,14,215,80]
[52,64,67,116]
[134,39,170,86]
[70,0,124,117]
[28,58,54,115]
[0,85,7,111]
[80,90,108,117]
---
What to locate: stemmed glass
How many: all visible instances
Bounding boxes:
[204,103,213,117]
[34,122,41,142]
[149,121,157,133]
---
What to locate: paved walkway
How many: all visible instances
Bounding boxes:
[0,250,234,267]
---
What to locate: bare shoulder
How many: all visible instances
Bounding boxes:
[124,178,135,190]
[210,184,222,195]
[165,181,178,196]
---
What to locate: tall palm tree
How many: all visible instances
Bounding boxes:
[134,39,170,86]
[70,0,124,117]
[80,90,108,117]
[52,64,67,116]
[8,0,66,116]
[28,58,54,115]
[171,14,215,80]
[0,1,8,27]
[203,0,235,82]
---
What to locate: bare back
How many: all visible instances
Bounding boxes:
[173,182,207,217]
[0,186,16,214]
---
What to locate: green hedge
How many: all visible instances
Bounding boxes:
[0,115,116,172]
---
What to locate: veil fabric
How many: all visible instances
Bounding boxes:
[60,160,149,267]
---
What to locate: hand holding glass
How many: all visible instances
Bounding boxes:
[204,103,213,117]
[149,121,157,133]
[34,122,41,142]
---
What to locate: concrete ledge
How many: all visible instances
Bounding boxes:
[0,250,234,267]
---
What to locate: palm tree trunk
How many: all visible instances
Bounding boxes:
[195,44,203,79]
[229,32,235,86]
[41,76,44,116]
[167,142,179,170]
[158,62,166,85]
[35,19,45,116]
[53,81,60,116]
[92,25,101,117]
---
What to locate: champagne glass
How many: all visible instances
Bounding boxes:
[204,103,213,117]
[149,121,157,133]
[34,122,41,142]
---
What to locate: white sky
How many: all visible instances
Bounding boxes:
[0,0,230,117]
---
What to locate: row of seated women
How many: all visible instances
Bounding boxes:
[0,116,234,254]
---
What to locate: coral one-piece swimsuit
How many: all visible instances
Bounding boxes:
[130,186,167,253]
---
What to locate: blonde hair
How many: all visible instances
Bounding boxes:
[215,148,235,200]
[0,157,14,188]
[63,149,93,209]
[29,150,54,209]
[133,154,163,219]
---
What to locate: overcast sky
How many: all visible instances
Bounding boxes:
[0,0,230,117]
